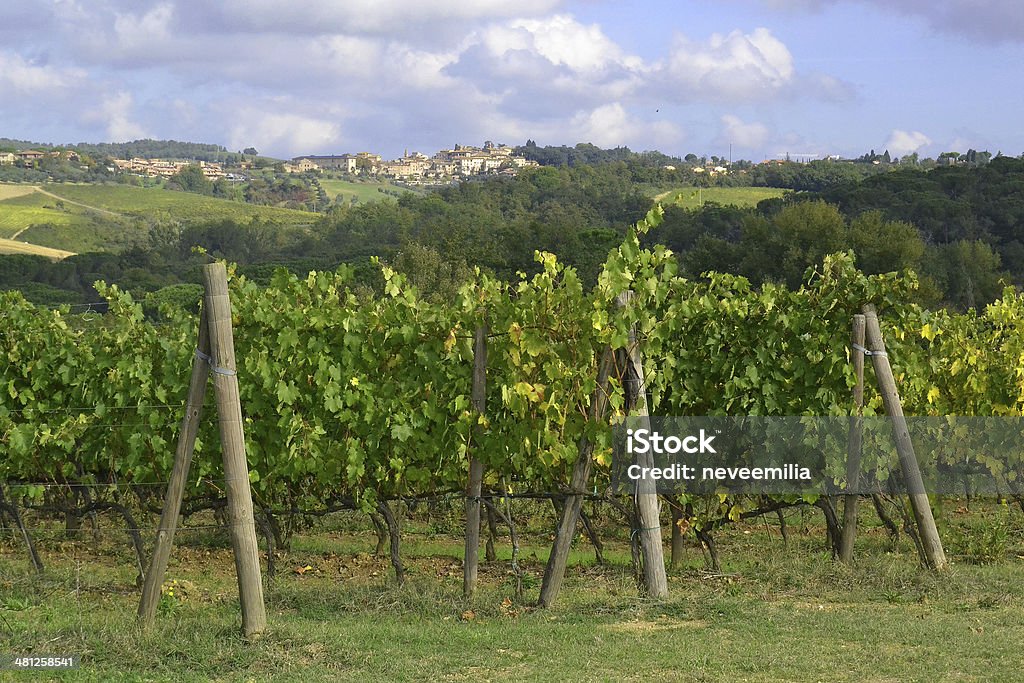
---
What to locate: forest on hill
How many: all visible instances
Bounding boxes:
[2,155,1024,312]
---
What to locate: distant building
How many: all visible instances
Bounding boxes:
[110,157,224,179]
[0,152,15,165]
[290,142,536,182]
[293,155,352,172]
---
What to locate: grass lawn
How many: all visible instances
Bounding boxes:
[653,186,788,210]
[1,502,1021,681]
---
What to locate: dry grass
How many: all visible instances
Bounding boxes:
[0,236,75,259]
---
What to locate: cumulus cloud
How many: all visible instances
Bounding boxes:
[113,2,174,50]
[83,92,150,142]
[225,107,343,157]
[0,51,82,94]
[653,27,852,103]
[569,103,682,149]
[660,28,794,101]
[0,1,857,157]
[884,129,932,157]
[719,114,771,149]
[490,15,644,73]
[194,0,565,40]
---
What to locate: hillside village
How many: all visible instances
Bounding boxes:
[285,141,540,183]
[3,140,540,186]
[0,149,81,165]
[108,158,232,180]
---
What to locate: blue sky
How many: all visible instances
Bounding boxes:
[1,0,1021,161]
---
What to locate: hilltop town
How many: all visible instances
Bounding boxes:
[284,141,539,183]
[2,140,540,187]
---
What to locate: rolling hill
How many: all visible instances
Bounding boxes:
[0,183,317,257]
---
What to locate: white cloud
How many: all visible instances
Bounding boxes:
[0,51,82,93]
[719,114,770,148]
[210,0,564,36]
[85,92,150,142]
[491,15,644,73]
[569,103,682,149]
[113,2,174,50]
[226,108,342,158]
[661,28,796,102]
[884,129,931,157]
[0,2,857,157]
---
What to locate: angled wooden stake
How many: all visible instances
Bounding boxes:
[539,346,614,608]
[138,306,210,630]
[863,304,947,571]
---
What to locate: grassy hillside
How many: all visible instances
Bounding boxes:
[319,178,422,205]
[0,182,318,255]
[0,190,97,239]
[0,237,75,259]
[44,184,317,225]
[653,186,788,209]
[0,184,37,201]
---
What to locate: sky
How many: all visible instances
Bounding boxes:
[1,0,1022,162]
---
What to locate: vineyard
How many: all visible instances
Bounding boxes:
[3,208,1024,677]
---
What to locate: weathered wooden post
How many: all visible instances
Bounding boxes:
[0,484,43,573]
[138,307,211,629]
[618,291,668,598]
[464,323,487,598]
[838,314,866,563]
[862,304,947,570]
[203,262,267,635]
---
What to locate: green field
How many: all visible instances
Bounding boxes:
[2,503,1022,681]
[0,183,318,255]
[44,184,317,225]
[0,190,95,239]
[319,178,421,205]
[653,186,788,210]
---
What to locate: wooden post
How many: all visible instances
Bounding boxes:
[138,307,211,629]
[0,484,43,573]
[839,314,866,563]
[538,347,613,608]
[202,263,267,636]
[619,291,668,599]
[862,304,947,571]
[464,323,487,598]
